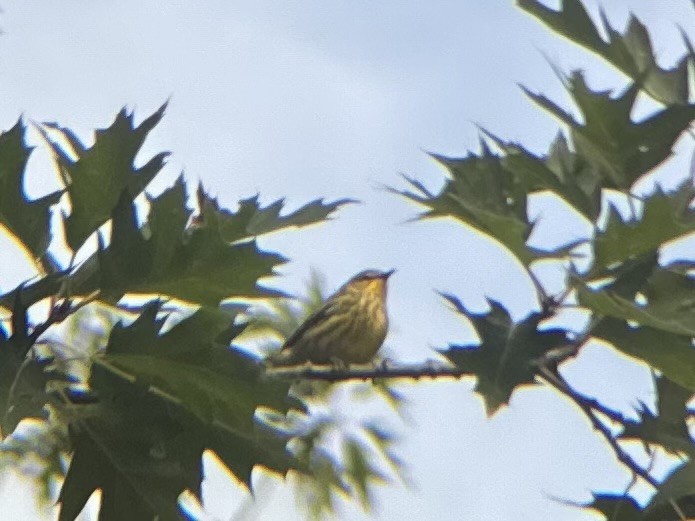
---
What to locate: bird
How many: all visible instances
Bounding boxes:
[268,269,395,366]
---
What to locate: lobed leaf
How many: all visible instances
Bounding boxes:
[0,120,62,261]
[58,302,299,520]
[0,329,54,436]
[518,0,694,105]
[618,376,694,454]
[58,372,203,521]
[70,178,287,305]
[395,144,579,266]
[42,104,169,252]
[592,318,695,392]
[206,186,355,243]
[524,73,695,190]
[592,182,695,277]
[439,294,568,415]
[483,130,601,222]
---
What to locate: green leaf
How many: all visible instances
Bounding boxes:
[518,0,693,105]
[524,73,695,189]
[343,438,385,510]
[98,303,296,482]
[0,290,56,435]
[483,129,601,221]
[439,295,568,415]
[71,178,287,305]
[59,303,299,520]
[592,182,695,276]
[645,461,695,517]
[395,144,577,266]
[0,120,62,261]
[596,251,659,299]
[0,337,52,435]
[207,187,355,243]
[592,319,695,392]
[58,372,203,521]
[578,268,695,337]
[619,376,694,454]
[582,493,643,521]
[43,104,169,252]
[102,304,293,425]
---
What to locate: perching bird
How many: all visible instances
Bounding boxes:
[269,269,395,366]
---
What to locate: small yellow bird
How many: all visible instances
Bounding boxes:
[269,269,395,366]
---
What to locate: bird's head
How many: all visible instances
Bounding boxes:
[343,269,395,299]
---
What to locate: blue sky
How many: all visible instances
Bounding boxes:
[0,1,693,519]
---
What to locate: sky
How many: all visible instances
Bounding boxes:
[0,1,694,520]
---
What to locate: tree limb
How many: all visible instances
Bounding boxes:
[537,365,659,489]
[264,361,465,382]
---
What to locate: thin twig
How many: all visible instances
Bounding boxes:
[669,498,687,521]
[27,290,100,346]
[2,355,33,435]
[2,291,101,432]
[538,366,658,489]
[527,267,550,313]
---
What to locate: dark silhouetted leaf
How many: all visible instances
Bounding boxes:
[646,461,695,518]
[0,330,53,435]
[395,144,579,266]
[523,73,695,189]
[439,294,568,415]
[71,178,287,305]
[58,303,299,521]
[42,104,169,252]
[592,182,695,277]
[582,493,643,521]
[58,371,202,521]
[0,120,62,261]
[206,186,354,243]
[592,319,695,392]
[99,303,296,481]
[0,271,69,315]
[518,0,693,105]
[619,375,694,454]
[483,130,601,221]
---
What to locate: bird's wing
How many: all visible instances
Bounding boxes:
[281,300,337,351]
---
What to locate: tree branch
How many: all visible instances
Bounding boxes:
[264,361,465,382]
[27,290,101,346]
[537,366,659,489]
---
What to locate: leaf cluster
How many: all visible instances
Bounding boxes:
[0,104,356,519]
[393,0,695,518]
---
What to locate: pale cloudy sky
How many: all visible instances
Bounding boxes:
[0,1,693,520]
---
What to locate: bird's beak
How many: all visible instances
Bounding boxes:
[381,269,396,279]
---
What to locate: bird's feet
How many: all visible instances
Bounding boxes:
[329,357,348,372]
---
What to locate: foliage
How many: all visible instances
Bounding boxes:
[392,0,695,518]
[0,104,358,520]
[1,1,694,520]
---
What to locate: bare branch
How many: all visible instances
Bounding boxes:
[27,290,101,346]
[264,360,465,382]
[538,366,659,489]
